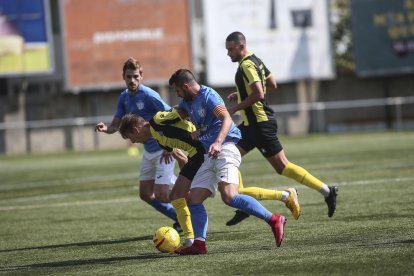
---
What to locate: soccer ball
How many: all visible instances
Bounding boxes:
[153,226,180,253]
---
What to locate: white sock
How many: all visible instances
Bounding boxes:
[320,184,330,197]
[185,239,194,247]
[281,191,290,202]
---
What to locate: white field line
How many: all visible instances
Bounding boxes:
[0,198,137,211]
[0,173,138,191]
[268,176,414,191]
[0,176,413,212]
[0,185,138,203]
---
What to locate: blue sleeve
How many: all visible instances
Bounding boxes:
[177,100,187,113]
[151,93,171,112]
[143,87,170,113]
[205,90,224,111]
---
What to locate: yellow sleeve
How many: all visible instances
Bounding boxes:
[241,60,260,85]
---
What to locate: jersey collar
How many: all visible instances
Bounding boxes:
[239,52,254,64]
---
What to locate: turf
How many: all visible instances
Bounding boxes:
[0,131,413,275]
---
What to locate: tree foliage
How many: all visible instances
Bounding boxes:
[332,0,354,73]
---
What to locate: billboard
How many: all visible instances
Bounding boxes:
[0,0,53,76]
[351,0,414,77]
[61,0,192,91]
[203,0,334,86]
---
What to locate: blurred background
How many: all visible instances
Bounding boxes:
[0,0,413,155]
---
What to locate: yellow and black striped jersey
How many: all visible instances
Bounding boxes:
[235,53,275,126]
[149,109,204,158]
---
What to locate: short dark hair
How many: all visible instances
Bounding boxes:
[226,31,246,44]
[119,114,146,139]
[169,69,196,86]
[122,57,143,76]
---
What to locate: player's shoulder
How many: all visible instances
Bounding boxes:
[154,109,181,124]
[119,88,129,95]
[241,59,257,70]
[139,84,160,96]
[202,86,224,105]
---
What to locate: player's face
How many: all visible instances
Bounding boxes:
[123,69,142,93]
[125,127,146,144]
[173,83,193,101]
[226,40,242,62]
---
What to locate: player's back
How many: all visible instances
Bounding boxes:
[149,109,203,157]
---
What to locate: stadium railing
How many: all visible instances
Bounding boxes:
[0,96,413,154]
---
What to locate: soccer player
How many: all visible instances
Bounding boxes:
[224,31,338,225]
[169,69,287,255]
[119,110,204,249]
[95,57,181,232]
[119,109,300,250]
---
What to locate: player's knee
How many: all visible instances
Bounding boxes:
[138,190,152,203]
[220,193,234,205]
[169,191,181,202]
[154,191,170,203]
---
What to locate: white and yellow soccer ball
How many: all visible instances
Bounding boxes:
[153,226,180,253]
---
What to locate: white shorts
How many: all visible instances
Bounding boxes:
[191,142,241,197]
[139,149,177,185]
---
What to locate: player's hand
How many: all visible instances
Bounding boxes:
[208,142,221,159]
[191,130,200,141]
[227,106,237,116]
[227,92,238,102]
[160,150,173,164]
[95,122,107,132]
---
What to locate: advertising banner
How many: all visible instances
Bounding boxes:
[61,0,192,91]
[0,0,53,76]
[203,0,334,86]
[352,0,414,77]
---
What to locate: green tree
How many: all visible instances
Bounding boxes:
[332,0,354,73]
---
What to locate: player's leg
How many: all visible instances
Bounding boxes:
[229,124,295,222]
[218,143,287,247]
[140,150,179,226]
[170,175,194,246]
[252,120,334,218]
[269,149,338,217]
[220,182,286,247]
[174,157,214,255]
[227,170,300,226]
[174,187,211,255]
[170,151,204,247]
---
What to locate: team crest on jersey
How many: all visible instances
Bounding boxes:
[136,101,144,110]
[197,106,205,118]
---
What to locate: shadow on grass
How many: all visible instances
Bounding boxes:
[0,253,175,272]
[0,244,276,272]
[0,235,152,253]
[356,239,414,247]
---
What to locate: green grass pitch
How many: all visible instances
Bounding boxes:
[0,131,413,275]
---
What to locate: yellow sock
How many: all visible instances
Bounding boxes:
[171,198,194,240]
[238,170,283,200]
[238,169,244,189]
[239,187,283,200]
[282,162,323,191]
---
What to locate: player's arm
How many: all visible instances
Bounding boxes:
[264,63,277,92]
[209,105,232,159]
[227,81,264,115]
[95,117,121,134]
[171,148,188,170]
[96,93,125,134]
[265,74,277,92]
[176,109,189,120]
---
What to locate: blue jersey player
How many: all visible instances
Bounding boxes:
[95,57,181,232]
[169,69,287,255]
